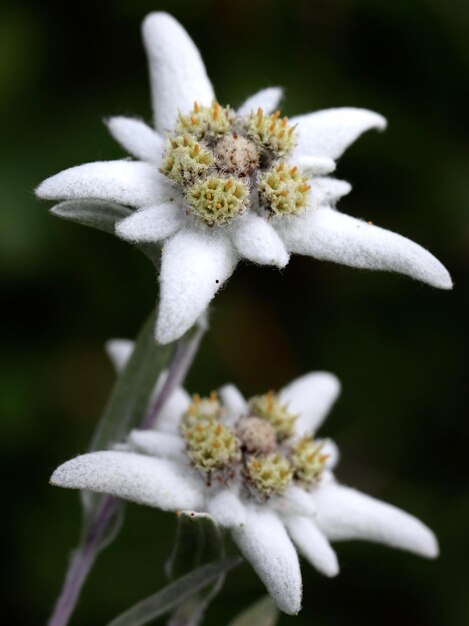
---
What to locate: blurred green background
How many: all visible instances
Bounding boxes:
[1,0,468,624]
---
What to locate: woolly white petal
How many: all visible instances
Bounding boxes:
[237,87,283,116]
[318,438,340,469]
[128,429,184,460]
[50,451,204,511]
[116,201,185,243]
[276,206,452,289]
[156,389,189,433]
[292,107,387,160]
[231,213,289,268]
[106,116,164,164]
[296,155,336,176]
[142,13,215,133]
[155,387,191,434]
[311,178,352,205]
[156,228,238,344]
[279,372,341,435]
[36,160,170,208]
[206,489,247,528]
[152,372,191,434]
[312,483,439,558]
[218,384,247,423]
[286,516,339,577]
[231,507,302,615]
[277,485,317,517]
[105,339,134,373]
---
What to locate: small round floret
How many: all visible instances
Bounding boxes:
[183,391,223,425]
[176,101,234,140]
[187,176,248,226]
[160,135,214,185]
[213,134,259,177]
[259,162,311,216]
[246,108,297,156]
[237,416,278,454]
[246,452,293,496]
[291,436,329,488]
[248,391,297,440]
[182,394,241,473]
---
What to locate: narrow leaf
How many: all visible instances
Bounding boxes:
[106,559,241,626]
[51,200,162,266]
[166,512,224,580]
[166,512,226,626]
[89,311,173,453]
[82,311,174,517]
[50,199,132,234]
[226,596,279,626]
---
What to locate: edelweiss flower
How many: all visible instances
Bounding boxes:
[50,340,438,615]
[36,13,452,344]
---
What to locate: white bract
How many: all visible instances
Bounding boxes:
[36,13,452,344]
[51,340,439,615]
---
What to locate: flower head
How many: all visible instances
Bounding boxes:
[51,340,439,615]
[36,13,452,344]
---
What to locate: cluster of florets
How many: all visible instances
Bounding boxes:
[188,177,247,226]
[258,163,311,216]
[291,436,329,487]
[248,391,297,440]
[175,101,234,139]
[160,135,213,184]
[245,108,296,156]
[182,392,241,479]
[181,390,329,499]
[160,100,311,227]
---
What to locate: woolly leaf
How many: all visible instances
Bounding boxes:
[50,199,132,234]
[105,558,241,626]
[226,596,279,626]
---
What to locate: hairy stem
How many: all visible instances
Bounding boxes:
[47,317,208,626]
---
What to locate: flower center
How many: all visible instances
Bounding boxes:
[237,416,278,454]
[213,134,259,177]
[179,389,327,498]
[160,101,310,226]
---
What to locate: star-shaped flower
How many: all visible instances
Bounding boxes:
[36,13,452,344]
[50,340,438,615]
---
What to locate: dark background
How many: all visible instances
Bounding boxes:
[1,0,468,624]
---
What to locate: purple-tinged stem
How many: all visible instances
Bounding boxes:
[48,497,118,626]
[47,317,207,626]
[142,318,206,429]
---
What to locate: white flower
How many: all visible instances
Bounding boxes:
[50,340,438,615]
[36,13,452,344]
